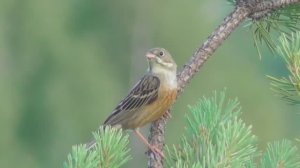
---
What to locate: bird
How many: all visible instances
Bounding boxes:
[86,48,177,157]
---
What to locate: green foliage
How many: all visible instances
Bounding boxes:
[250,4,300,57]
[261,140,300,168]
[165,90,258,167]
[165,90,300,168]
[64,126,131,168]
[268,32,300,104]
[64,145,99,168]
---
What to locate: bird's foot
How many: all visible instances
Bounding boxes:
[147,145,165,158]
[162,110,172,119]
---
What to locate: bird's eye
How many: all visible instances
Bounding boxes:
[159,51,164,56]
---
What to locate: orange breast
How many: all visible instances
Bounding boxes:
[127,86,177,129]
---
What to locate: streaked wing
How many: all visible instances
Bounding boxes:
[104,74,160,126]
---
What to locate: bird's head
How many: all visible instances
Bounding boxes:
[146,48,177,74]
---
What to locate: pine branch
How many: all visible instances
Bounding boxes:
[164,91,300,167]
[267,32,300,104]
[250,3,300,57]
[165,90,258,168]
[64,126,131,168]
[148,0,300,167]
[64,145,99,168]
[260,140,300,167]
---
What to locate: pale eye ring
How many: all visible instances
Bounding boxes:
[159,51,164,56]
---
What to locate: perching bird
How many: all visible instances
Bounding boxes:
[86,48,177,157]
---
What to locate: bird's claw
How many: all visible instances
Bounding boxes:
[147,145,165,158]
[163,110,172,119]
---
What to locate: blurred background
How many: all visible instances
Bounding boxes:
[0,0,299,167]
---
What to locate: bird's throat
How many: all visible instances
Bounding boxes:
[154,69,177,89]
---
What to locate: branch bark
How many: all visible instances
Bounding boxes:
[147,0,300,167]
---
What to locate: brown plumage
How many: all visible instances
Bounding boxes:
[87,48,177,157]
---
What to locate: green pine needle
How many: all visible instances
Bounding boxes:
[94,126,131,168]
[260,140,300,168]
[165,90,258,168]
[268,31,300,105]
[185,90,241,142]
[64,126,131,168]
[63,145,99,168]
[214,117,257,167]
[250,4,300,58]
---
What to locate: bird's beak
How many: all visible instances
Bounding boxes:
[146,53,156,59]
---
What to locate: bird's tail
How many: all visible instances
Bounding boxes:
[85,125,108,151]
[85,138,97,151]
[85,125,116,151]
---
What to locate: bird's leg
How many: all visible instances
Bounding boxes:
[133,129,165,158]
